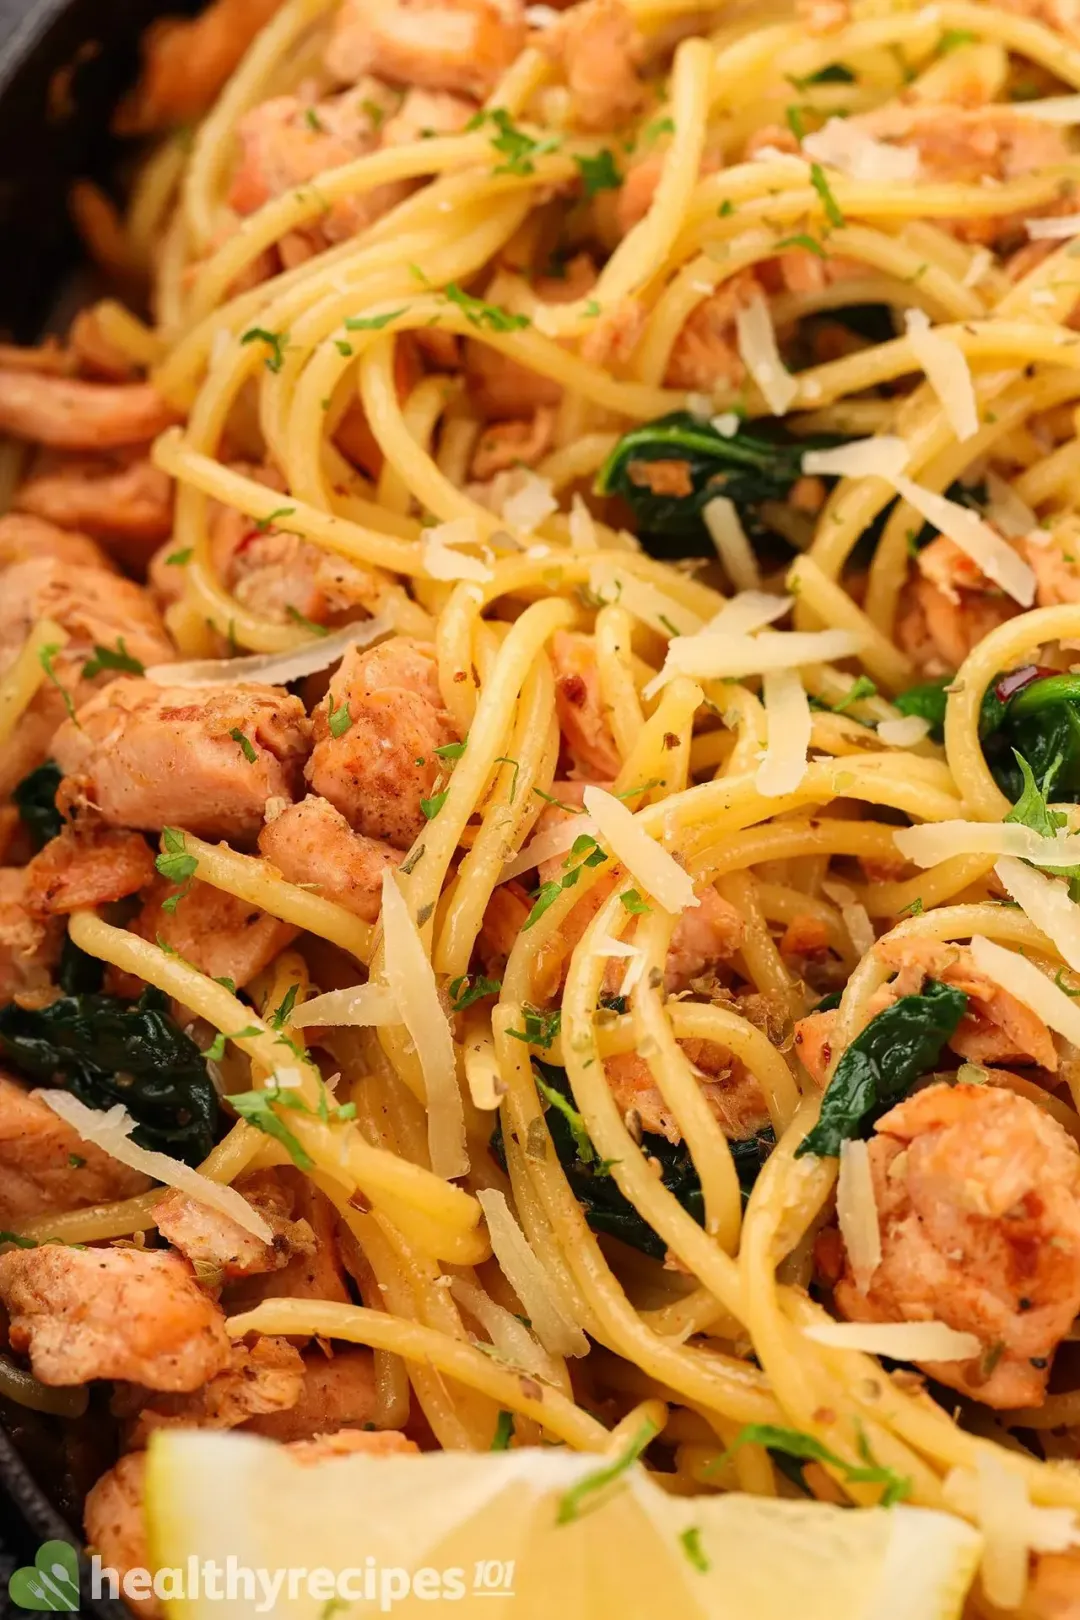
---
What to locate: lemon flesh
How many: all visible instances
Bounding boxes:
[145,1430,981,1620]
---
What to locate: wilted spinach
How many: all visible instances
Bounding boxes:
[796,978,968,1159]
[12,761,63,850]
[0,988,219,1163]
[595,411,825,550]
[491,1060,774,1258]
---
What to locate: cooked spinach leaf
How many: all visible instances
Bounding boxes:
[12,761,64,850]
[595,411,828,550]
[796,978,967,1158]
[491,1060,773,1258]
[0,988,219,1163]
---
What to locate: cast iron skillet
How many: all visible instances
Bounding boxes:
[0,0,192,1605]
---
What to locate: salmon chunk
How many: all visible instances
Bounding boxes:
[52,679,311,843]
[325,0,526,100]
[0,512,114,572]
[551,629,621,781]
[155,1171,315,1282]
[0,868,63,1003]
[245,1345,379,1441]
[25,823,156,916]
[0,372,176,450]
[539,0,645,131]
[0,1070,151,1224]
[0,1245,231,1389]
[133,878,299,987]
[84,1453,159,1616]
[226,1172,350,1318]
[13,455,173,568]
[305,637,459,849]
[116,1335,306,1447]
[0,557,173,690]
[258,795,401,922]
[834,1082,1080,1407]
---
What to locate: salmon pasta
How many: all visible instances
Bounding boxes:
[12,0,1080,1609]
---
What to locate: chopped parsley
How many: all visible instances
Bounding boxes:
[444,282,530,333]
[433,740,467,760]
[255,506,296,532]
[786,62,855,88]
[81,637,145,680]
[831,675,878,713]
[269,983,300,1029]
[240,326,288,373]
[38,643,77,723]
[556,1421,658,1523]
[679,1527,710,1574]
[449,973,502,1012]
[344,307,408,331]
[467,107,560,175]
[619,889,651,915]
[491,1411,515,1450]
[506,1004,562,1051]
[303,106,324,132]
[522,833,607,929]
[809,161,844,227]
[713,1423,910,1506]
[575,149,620,198]
[777,232,828,259]
[328,698,353,738]
[535,1070,594,1163]
[641,115,675,146]
[228,727,257,764]
[165,547,193,565]
[421,790,448,820]
[156,827,198,914]
[285,605,328,637]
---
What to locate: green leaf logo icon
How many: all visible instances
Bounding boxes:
[8,1541,80,1611]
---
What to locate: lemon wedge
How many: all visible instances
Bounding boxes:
[145,1430,980,1619]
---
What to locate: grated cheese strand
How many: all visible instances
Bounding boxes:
[802,117,920,181]
[380,871,468,1180]
[904,308,979,443]
[36,1092,274,1242]
[970,933,1080,1047]
[895,820,1080,867]
[803,1319,982,1360]
[836,1139,882,1295]
[891,475,1036,606]
[993,857,1080,976]
[290,983,400,1028]
[802,436,910,481]
[477,1189,589,1358]
[735,297,798,416]
[582,785,698,915]
[145,615,392,688]
[703,496,761,591]
[756,667,811,797]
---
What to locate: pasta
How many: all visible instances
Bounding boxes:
[11,0,1080,1606]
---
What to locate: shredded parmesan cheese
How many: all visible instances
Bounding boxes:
[703,591,792,638]
[836,1140,882,1294]
[588,561,703,637]
[876,715,931,747]
[945,1456,1080,1612]
[802,436,910,481]
[477,1189,589,1357]
[1023,95,1080,122]
[994,856,1080,976]
[842,901,876,958]
[904,308,978,442]
[970,933,1080,1048]
[894,820,1080,867]
[582,785,698,914]
[703,496,761,591]
[984,471,1040,539]
[802,117,920,181]
[645,627,864,695]
[892,475,1036,606]
[499,815,598,884]
[568,492,599,552]
[380,871,468,1179]
[735,297,798,416]
[36,1092,274,1242]
[1026,213,1080,240]
[962,247,993,289]
[290,983,400,1028]
[501,472,557,534]
[423,520,493,584]
[711,411,741,438]
[756,668,811,797]
[802,1319,981,1360]
[145,615,391,687]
